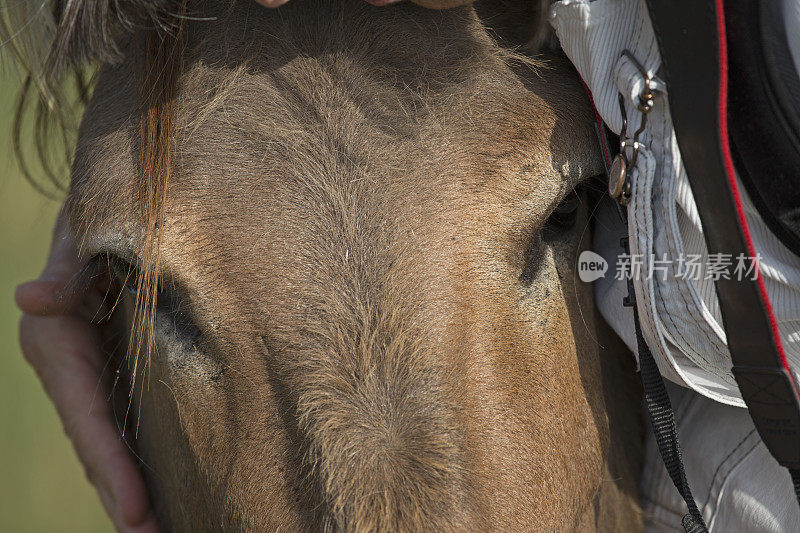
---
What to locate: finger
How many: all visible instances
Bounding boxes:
[95,481,159,533]
[410,0,473,7]
[41,208,83,282]
[16,209,85,316]
[15,280,77,316]
[19,314,153,530]
[253,0,291,7]
[120,512,159,533]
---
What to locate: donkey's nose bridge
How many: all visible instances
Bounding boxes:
[253,276,469,530]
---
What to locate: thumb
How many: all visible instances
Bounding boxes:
[15,209,85,316]
[409,0,474,8]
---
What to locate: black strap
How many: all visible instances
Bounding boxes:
[635,314,707,531]
[634,311,707,532]
[793,469,800,502]
[620,242,708,532]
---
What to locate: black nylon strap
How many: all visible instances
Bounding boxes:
[625,272,708,532]
[634,309,707,532]
[792,469,800,504]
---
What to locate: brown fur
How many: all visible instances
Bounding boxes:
[63,0,643,530]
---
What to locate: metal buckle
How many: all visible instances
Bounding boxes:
[608,50,661,206]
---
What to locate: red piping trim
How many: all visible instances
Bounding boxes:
[715,0,794,377]
[579,76,613,167]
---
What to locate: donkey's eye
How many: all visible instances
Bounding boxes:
[104,254,166,299]
[105,255,141,295]
[101,253,201,345]
[543,190,580,239]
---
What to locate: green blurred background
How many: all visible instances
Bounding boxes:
[0,64,111,530]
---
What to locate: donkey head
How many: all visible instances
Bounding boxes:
[59,0,641,530]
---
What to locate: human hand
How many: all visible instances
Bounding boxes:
[254,0,472,9]
[16,210,156,533]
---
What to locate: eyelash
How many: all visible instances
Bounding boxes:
[105,255,141,294]
[542,189,580,239]
[91,253,168,300]
[93,253,204,350]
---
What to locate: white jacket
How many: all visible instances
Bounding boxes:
[549,0,800,529]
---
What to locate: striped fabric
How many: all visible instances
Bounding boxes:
[550,1,800,530]
[551,0,800,407]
